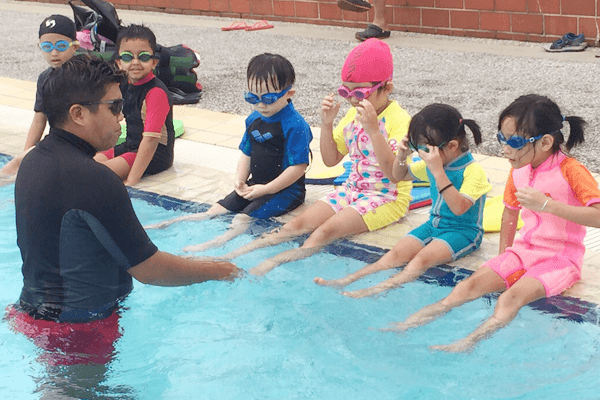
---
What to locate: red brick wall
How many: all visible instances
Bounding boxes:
[26,0,600,43]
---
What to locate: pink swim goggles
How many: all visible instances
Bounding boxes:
[337,75,392,100]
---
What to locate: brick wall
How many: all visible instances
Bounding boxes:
[27,0,600,43]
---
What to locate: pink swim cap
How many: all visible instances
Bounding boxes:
[341,38,393,83]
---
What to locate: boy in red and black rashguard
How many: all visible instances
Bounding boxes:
[95,24,174,185]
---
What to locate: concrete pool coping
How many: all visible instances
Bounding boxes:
[1,0,600,307]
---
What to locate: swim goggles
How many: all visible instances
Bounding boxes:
[117,51,157,63]
[337,80,387,100]
[409,141,447,153]
[496,131,546,150]
[79,98,124,116]
[39,40,77,52]
[244,86,291,105]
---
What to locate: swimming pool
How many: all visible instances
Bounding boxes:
[1,155,600,399]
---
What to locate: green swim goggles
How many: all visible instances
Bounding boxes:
[117,51,158,63]
[409,141,447,153]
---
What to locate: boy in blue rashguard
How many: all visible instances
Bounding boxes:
[147,53,313,251]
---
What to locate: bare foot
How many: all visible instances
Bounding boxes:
[342,286,384,299]
[313,277,348,287]
[249,258,279,276]
[430,340,472,353]
[379,321,415,333]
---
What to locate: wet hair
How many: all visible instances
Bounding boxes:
[408,103,482,152]
[116,24,157,53]
[42,54,123,127]
[247,53,295,92]
[498,94,586,153]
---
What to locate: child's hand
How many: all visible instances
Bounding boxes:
[395,136,412,163]
[355,99,379,135]
[241,184,270,200]
[418,145,444,174]
[320,93,340,126]
[234,180,250,197]
[515,187,550,212]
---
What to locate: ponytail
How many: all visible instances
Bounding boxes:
[563,115,586,151]
[459,118,482,146]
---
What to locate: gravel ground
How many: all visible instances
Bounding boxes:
[3,7,600,171]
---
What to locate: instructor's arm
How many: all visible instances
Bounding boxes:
[128,251,241,286]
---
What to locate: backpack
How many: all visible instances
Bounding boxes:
[69,0,203,104]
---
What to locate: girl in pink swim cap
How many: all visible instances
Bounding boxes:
[384,94,600,353]
[218,39,413,276]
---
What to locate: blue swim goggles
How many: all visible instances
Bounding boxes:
[244,86,291,105]
[496,131,546,150]
[39,40,77,52]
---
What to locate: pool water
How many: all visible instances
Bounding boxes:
[1,159,600,399]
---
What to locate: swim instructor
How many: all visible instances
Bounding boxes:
[12,54,241,324]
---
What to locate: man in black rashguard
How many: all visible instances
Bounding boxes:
[12,55,241,325]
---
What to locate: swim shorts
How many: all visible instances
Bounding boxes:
[483,250,581,296]
[217,184,304,219]
[321,184,408,231]
[5,304,121,366]
[406,221,481,261]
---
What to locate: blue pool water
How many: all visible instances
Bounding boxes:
[1,156,600,399]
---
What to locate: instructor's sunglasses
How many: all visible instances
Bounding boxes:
[79,99,124,116]
[496,131,548,150]
[39,40,77,52]
[244,86,291,105]
[117,51,156,63]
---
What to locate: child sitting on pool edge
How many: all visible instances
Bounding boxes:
[0,15,79,181]
[94,24,175,186]
[386,94,600,352]
[146,53,312,251]
[214,38,413,276]
[315,104,492,298]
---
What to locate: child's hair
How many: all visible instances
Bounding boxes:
[408,104,482,152]
[42,54,123,127]
[116,24,157,53]
[246,53,295,92]
[498,94,586,153]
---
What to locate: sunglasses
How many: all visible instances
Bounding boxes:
[39,40,76,53]
[117,51,156,63]
[79,99,124,116]
[409,141,447,153]
[244,86,291,105]
[496,131,546,150]
[337,80,387,100]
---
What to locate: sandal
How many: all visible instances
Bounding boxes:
[355,24,391,41]
[544,33,587,52]
[221,21,248,31]
[246,20,274,31]
[337,0,371,13]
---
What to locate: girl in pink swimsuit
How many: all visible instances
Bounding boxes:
[383,94,600,352]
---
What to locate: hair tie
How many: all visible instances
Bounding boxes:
[562,115,566,122]
[459,118,463,124]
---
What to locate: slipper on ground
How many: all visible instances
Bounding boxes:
[337,0,371,12]
[221,21,248,31]
[246,20,274,31]
[355,24,391,41]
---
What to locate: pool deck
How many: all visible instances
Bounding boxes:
[1,1,600,305]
